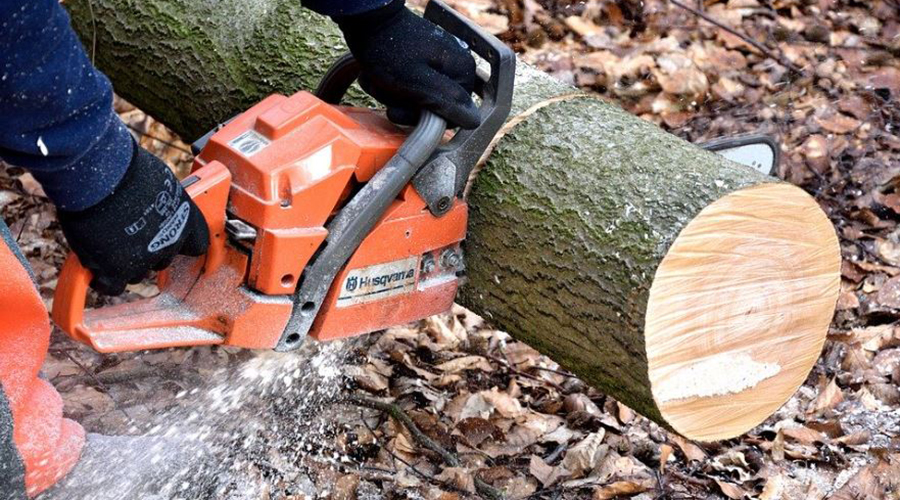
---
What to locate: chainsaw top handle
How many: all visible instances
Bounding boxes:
[316,0,515,216]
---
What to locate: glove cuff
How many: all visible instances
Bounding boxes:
[58,138,162,217]
[333,0,405,35]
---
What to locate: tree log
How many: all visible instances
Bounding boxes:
[65,0,840,440]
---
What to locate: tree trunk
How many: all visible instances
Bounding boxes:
[64,0,840,440]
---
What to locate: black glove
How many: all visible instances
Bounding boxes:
[57,142,209,296]
[334,0,480,129]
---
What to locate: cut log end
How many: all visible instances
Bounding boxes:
[645,183,840,441]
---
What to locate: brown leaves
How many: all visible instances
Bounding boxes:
[810,378,845,415]
[714,478,746,499]
[815,111,862,134]
[592,479,652,499]
[670,434,708,462]
[561,431,608,478]
[828,454,900,500]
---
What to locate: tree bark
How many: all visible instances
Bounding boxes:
[64,0,840,440]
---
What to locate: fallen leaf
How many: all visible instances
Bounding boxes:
[834,430,870,446]
[876,276,900,308]
[828,455,900,500]
[563,393,602,416]
[480,387,524,418]
[17,173,46,197]
[816,112,861,134]
[654,53,709,95]
[616,403,634,424]
[348,365,389,393]
[332,474,359,500]
[592,480,652,499]
[435,355,494,373]
[772,429,785,462]
[782,426,827,445]
[659,444,673,473]
[714,478,746,499]
[760,473,785,500]
[434,467,475,493]
[528,455,568,487]
[456,417,500,447]
[671,434,707,462]
[561,430,607,477]
[810,378,844,414]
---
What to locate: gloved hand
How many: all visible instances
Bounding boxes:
[334,0,480,129]
[57,142,209,296]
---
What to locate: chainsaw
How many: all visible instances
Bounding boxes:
[51,0,516,353]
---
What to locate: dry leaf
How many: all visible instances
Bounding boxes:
[714,478,746,499]
[659,444,674,473]
[654,53,709,95]
[876,276,900,309]
[816,112,861,134]
[434,467,475,493]
[456,417,499,447]
[811,379,844,414]
[528,455,568,487]
[782,426,828,445]
[671,434,707,462]
[772,429,785,462]
[828,455,900,500]
[435,355,494,373]
[561,430,607,477]
[348,365,389,393]
[332,474,360,500]
[616,402,634,424]
[480,388,524,418]
[592,480,652,500]
[760,473,785,500]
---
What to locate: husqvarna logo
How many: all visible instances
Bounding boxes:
[337,257,419,308]
[148,201,190,253]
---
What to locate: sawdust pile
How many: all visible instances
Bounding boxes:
[1,0,900,498]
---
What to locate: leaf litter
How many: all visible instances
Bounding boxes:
[0,0,899,498]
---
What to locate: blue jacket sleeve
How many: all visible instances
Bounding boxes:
[302,0,393,17]
[0,0,132,211]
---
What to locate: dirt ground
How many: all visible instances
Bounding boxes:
[1,0,900,498]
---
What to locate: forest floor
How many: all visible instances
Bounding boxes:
[1,0,900,498]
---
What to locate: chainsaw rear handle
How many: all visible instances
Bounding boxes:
[51,163,231,347]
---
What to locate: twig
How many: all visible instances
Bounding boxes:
[59,365,183,386]
[62,350,132,420]
[125,124,193,154]
[345,394,506,500]
[485,354,565,391]
[356,409,477,498]
[668,0,802,74]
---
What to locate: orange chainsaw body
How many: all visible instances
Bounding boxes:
[53,90,467,352]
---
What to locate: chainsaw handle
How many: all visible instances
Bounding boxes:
[51,162,232,348]
[314,54,361,105]
[413,0,516,215]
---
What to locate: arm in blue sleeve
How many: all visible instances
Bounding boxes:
[302,0,394,17]
[0,0,132,211]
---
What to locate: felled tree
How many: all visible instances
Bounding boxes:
[65,0,840,440]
